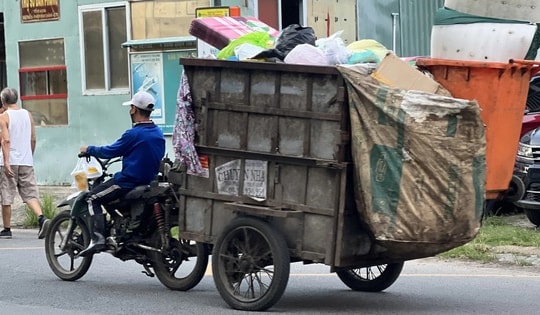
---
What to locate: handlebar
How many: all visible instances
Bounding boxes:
[77,153,122,171]
[78,152,90,159]
[77,153,171,186]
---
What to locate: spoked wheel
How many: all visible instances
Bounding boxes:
[336,262,404,292]
[212,217,290,311]
[44,210,93,281]
[151,217,209,291]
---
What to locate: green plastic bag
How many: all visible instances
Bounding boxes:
[217,31,272,60]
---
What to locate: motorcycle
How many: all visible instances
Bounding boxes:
[44,154,209,291]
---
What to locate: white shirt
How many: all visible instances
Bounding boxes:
[0,108,33,166]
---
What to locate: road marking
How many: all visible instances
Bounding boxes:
[0,246,45,250]
[400,273,540,278]
[0,247,43,250]
[280,273,540,278]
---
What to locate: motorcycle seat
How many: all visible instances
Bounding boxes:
[124,185,151,200]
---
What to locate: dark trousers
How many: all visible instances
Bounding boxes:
[87,179,130,216]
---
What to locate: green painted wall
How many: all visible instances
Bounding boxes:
[3,0,177,185]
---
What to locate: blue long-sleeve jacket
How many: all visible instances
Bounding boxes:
[87,122,166,189]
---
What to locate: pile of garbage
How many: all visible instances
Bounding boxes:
[189,16,390,66]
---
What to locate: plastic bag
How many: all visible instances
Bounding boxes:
[234,43,266,60]
[70,157,103,191]
[274,24,317,59]
[217,31,272,60]
[348,50,381,64]
[315,30,350,65]
[347,39,389,62]
[284,44,328,65]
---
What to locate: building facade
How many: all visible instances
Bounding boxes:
[1,0,443,185]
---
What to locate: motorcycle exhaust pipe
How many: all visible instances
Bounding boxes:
[132,243,162,253]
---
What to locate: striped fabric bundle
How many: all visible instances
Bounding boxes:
[189,16,279,49]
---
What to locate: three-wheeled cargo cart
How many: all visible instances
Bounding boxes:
[169,58,477,311]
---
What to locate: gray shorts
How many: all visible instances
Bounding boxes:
[0,165,40,205]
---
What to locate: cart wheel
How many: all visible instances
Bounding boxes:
[212,217,290,311]
[336,262,404,292]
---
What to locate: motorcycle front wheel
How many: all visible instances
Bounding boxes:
[151,216,209,291]
[44,210,93,281]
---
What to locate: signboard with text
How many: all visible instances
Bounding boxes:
[129,50,196,135]
[195,6,231,17]
[215,159,268,200]
[21,0,60,23]
[131,53,165,125]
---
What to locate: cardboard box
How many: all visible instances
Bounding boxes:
[372,53,448,95]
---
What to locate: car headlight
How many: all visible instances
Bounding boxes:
[517,143,533,157]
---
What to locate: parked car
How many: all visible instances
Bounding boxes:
[514,131,540,225]
[489,74,540,216]
[521,110,540,138]
[521,74,540,138]
[512,74,540,224]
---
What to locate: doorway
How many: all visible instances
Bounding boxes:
[281,0,303,28]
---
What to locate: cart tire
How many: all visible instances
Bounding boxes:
[525,209,540,226]
[212,217,290,311]
[336,262,404,292]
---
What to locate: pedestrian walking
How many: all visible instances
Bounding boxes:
[0,87,49,239]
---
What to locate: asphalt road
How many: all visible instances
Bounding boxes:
[2,228,540,315]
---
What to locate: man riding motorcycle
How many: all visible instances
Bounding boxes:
[79,91,165,256]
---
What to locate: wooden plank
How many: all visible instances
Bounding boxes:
[153,2,177,18]
[224,202,303,218]
[195,102,343,121]
[195,145,349,167]
[130,2,147,40]
[332,0,357,44]
[181,187,337,217]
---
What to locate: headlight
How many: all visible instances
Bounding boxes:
[517,143,533,157]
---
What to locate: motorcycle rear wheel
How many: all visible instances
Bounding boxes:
[45,210,93,281]
[151,216,209,291]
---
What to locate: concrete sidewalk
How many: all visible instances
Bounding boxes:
[0,186,74,227]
